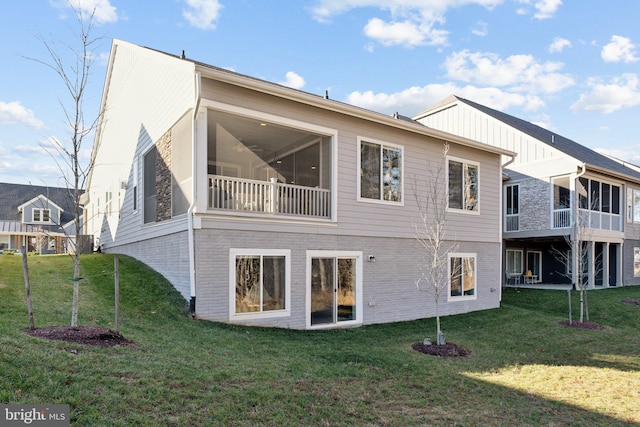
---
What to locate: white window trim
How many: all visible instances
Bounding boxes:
[356,137,404,206]
[506,249,523,275]
[446,155,480,215]
[32,208,51,223]
[448,252,478,302]
[132,156,139,214]
[306,250,363,329]
[201,99,339,222]
[229,248,291,321]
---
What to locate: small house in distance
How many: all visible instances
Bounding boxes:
[0,182,83,254]
[85,39,515,329]
[415,95,640,289]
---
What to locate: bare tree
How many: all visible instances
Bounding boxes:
[551,181,602,323]
[413,143,459,345]
[26,3,103,326]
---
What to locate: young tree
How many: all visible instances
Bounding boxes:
[551,181,601,323]
[412,143,459,345]
[26,4,102,326]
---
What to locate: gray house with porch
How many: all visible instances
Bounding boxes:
[415,95,640,289]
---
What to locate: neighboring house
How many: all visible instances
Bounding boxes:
[415,95,640,289]
[84,39,515,329]
[0,183,82,254]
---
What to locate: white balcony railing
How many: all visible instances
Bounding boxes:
[553,208,571,229]
[208,175,331,219]
[505,214,519,232]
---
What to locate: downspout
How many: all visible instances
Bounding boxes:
[187,70,202,316]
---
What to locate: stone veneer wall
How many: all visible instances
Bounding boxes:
[155,129,172,222]
[519,177,550,231]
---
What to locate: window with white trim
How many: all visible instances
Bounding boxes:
[358,138,403,203]
[449,253,476,300]
[33,209,51,223]
[230,249,290,319]
[448,157,478,212]
[506,249,523,275]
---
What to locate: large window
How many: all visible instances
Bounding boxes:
[629,189,640,223]
[143,146,157,224]
[553,176,571,210]
[358,139,403,203]
[448,158,478,212]
[505,184,519,231]
[449,253,476,300]
[635,248,640,278]
[580,177,620,214]
[231,249,290,318]
[506,249,523,275]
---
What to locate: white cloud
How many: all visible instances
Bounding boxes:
[279,71,306,90]
[0,101,45,129]
[601,35,639,63]
[515,0,561,19]
[363,18,448,47]
[310,0,503,47]
[571,73,640,113]
[471,21,489,37]
[345,83,544,116]
[183,0,223,30]
[56,0,118,24]
[549,37,571,53]
[533,0,562,19]
[443,50,575,94]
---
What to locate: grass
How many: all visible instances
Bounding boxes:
[1,253,640,426]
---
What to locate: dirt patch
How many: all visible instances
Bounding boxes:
[558,320,607,330]
[412,342,471,358]
[622,299,640,306]
[25,326,133,347]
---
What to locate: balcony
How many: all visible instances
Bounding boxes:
[505,213,519,232]
[553,208,571,229]
[209,175,331,219]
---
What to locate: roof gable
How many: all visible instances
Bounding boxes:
[18,194,64,213]
[0,183,80,224]
[453,96,640,182]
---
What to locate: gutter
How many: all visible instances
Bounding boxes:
[187,70,202,316]
[194,64,516,159]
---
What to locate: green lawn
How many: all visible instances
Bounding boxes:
[1,253,639,426]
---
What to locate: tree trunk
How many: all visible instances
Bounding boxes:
[22,248,35,329]
[71,253,81,327]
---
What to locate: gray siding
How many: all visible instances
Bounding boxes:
[113,230,192,299]
[194,229,501,329]
[199,79,503,244]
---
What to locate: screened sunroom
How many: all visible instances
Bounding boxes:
[206,108,333,219]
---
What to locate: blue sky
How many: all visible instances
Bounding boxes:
[2,0,640,186]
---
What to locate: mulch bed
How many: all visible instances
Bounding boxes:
[412,342,471,358]
[25,326,133,347]
[558,320,607,330]
[622,299,640,306]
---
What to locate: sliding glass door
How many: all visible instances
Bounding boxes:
[308,251,362,327]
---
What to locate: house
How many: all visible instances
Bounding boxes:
[0,182,83,254]
[414,95,640,289]
[84,39,515,329]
